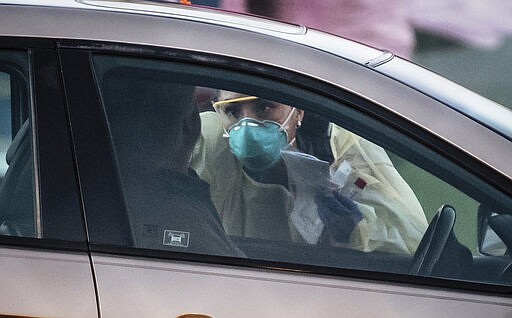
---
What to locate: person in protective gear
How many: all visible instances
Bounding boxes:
[191,90,428,254]
[213,94,301,177]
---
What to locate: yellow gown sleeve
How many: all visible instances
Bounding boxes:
[330,124,428,254]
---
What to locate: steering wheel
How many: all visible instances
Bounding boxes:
[409,204,456,276]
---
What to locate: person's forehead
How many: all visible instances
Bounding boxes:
[217,91,291,110]
[218,90,246,100]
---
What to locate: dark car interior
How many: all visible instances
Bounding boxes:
[231,205,476,279]
[0,119,33,237]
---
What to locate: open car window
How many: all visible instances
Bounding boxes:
[90,53,512,289]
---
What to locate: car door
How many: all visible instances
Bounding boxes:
[0,40,97,317]
[60,41,512,318]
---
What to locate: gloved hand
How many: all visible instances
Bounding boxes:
[315,189,363,243]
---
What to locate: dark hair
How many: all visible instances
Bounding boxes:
[296,112,334,164]
[101,67,196,170]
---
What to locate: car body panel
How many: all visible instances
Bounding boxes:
[93,254,512,318]
[377,57,512,140]
[0,247,97,317]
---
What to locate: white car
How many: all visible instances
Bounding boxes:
[0,1,511,317]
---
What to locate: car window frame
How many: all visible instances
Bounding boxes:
[0,37,87,250]
[58,39,512,295]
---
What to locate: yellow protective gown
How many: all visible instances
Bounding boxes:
[191,111,428,254]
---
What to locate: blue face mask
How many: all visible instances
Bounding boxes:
[228,118,290,172]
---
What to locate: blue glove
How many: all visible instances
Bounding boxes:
[315,189,363,243]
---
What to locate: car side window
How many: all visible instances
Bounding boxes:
[195,90,512,286]
[90,53,511,288]
[0,50,35,237]
[92,55,243,257]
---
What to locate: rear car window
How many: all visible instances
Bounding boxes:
[0,50,35,238]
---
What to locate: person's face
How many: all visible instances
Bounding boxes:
[216,91,304,143]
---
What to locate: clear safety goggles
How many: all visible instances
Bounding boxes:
[212,95,295,137]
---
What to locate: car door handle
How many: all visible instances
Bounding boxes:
[177,314,214,318]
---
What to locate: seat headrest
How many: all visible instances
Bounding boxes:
[6,120,29,165]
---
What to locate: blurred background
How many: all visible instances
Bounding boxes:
[195,0,512,109]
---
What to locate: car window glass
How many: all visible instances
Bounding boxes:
[0,50,35,238]
[0,72,11,178]
[92,55,243,257]
[91,54,512,288]
[198,91,512,286]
